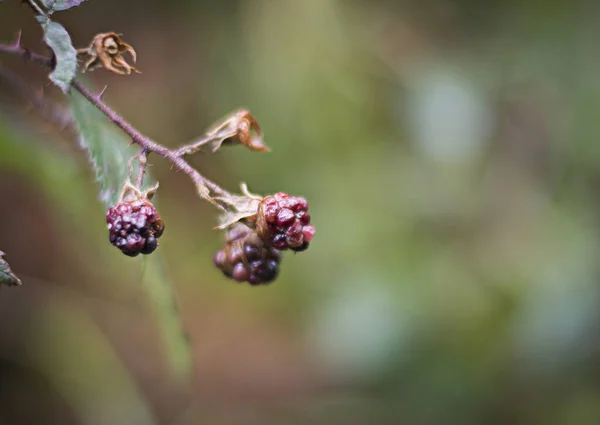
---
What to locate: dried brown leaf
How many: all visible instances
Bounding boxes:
[180,110,270,155]
[212,109,269,152]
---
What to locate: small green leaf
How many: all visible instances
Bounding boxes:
[36,16,77,94]
[40,0,89,12]
[70,82,155,207]
[0,251,22,287]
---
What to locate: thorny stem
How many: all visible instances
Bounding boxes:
[0,38,234,204]
[71,82,232,200]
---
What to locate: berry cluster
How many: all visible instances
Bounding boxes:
[256,192,315,251]
[214,192,314,286]
[106,187,313,287]
[106,199,165,257]
[213,225,281,285]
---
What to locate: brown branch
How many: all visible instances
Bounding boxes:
[0,38,234,203]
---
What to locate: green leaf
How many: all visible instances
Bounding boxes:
[0,251,22,287]
[36,16,77,94]
[40,0,89,12]
[70,83,155,207]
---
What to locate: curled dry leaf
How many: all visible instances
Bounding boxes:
[0,251,22,287]
[77,32,140,75]
[181,110,270,155]
[225,110,269,152]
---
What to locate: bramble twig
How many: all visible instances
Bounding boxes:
[0,36,239,207]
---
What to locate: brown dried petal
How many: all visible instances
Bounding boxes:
[119,42,137,63]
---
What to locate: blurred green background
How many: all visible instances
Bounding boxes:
[2,0,600,424]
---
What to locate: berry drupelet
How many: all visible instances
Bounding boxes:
[256,192,315,251]
[214,224,281,285]
[106,199,165,257]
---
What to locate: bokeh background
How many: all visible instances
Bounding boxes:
[2,0,600,424]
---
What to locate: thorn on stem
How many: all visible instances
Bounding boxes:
[95,85,108,100]
[14,31,22,48]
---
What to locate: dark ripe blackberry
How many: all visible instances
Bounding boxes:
[106,199,165,257]
[141,236,158,254]
[214,225,281,285]
[248,259,278,284]
[257,192,315,251]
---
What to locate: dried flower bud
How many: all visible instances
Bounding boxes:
[77,32,140,75]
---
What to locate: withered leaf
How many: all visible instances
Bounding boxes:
[180,110,269,155]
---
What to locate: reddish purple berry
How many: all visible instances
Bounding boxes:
[214,225,281,285]
[257,193,315,251]
[106,199,165,257]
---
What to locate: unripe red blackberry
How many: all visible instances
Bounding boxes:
[256,192,315,251]
[213,224,281,285]
[106,199,165,257]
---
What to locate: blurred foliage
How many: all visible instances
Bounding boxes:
[2,0,600,424]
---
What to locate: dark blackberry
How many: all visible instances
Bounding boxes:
[256,192,315,251]
[106,199,165,257]
[213,225,281,285]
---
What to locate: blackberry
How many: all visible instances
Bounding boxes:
[256,192,315,251]
[214,224,281,285]
[106,199,165,257]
